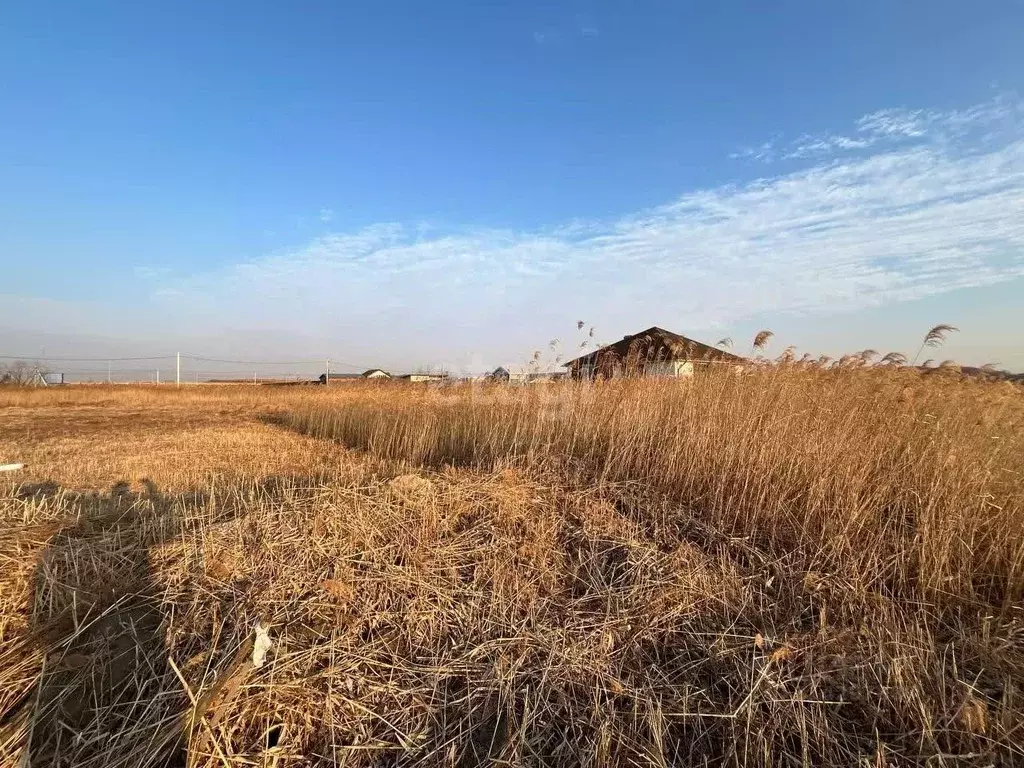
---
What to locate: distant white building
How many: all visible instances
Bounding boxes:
[362,369,392,379]
[398,373,448,383]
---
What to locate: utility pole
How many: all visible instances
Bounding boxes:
[254,371,257,385]
[107,361,111,384]
[156,369,160,385]
[176,352,181,387]
[326,359,330,386]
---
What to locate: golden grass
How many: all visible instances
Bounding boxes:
[2,373,1023,766]
[289,369,1024,606]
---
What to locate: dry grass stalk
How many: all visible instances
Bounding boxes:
[0,372,1022,766]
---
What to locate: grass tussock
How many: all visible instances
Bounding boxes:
[1,372,1023,766]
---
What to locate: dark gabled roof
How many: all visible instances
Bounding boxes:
[563,326,745,368]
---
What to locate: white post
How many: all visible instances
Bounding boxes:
[326,359,330,386]
[156,369,160,385]
[176,352,181,387]
[107,361,111,384]
[254,371,257,385]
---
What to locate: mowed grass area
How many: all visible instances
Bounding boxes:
[1,373,1023,767]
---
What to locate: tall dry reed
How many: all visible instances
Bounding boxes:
[3,375,1023,766]
[287,368,1024,609]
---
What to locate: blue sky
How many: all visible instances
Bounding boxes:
[2,1,1023,374]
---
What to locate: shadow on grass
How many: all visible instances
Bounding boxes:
[0,480,200,767]
[1,473,353,767]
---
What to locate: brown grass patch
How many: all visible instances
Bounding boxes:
[1,374,1022,766]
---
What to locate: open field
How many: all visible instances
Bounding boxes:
[1,372,1023,766]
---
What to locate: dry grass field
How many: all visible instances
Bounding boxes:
[1,370,1023,767]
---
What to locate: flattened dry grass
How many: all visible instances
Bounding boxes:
[1,374,1023,766]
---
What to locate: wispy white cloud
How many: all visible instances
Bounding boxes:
[729,139,778,162]
[784,133,874,159]
[857,108,929,139]
[151,96,1024,366]
[319,207,334,223]
[0,96,1013,369]
[740,94,1024,163]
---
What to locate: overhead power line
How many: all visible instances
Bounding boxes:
[0,354,171,362]
[181,355,323,365]
[1,352,377,371]
[181,354,371,370]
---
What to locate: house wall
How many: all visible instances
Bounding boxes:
[573,360,695,379]
[635,360,695,377]
[673,360,695,377]
[364,370,390,379]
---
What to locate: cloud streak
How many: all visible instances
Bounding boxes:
[737,94,1022,162]
[156,96,1024,366]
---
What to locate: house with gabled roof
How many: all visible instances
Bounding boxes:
[563,326,744,380]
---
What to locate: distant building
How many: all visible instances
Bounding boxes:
[489,367,567,384]
[318,372,362,384]
[563,326,744,380]
[398,373,448,383]
[489,366,527,384]
[317,370,445,384]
